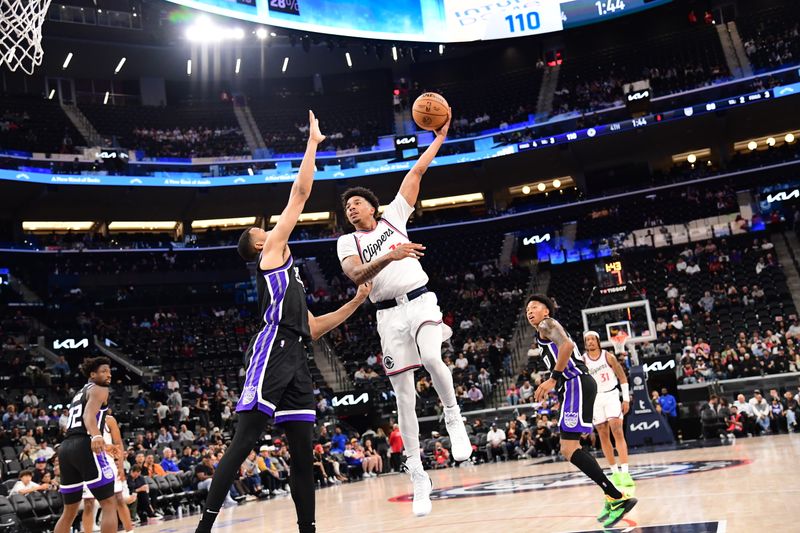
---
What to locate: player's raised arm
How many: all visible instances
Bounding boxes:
[397,109,450,206]
[307,282,372,340]
[340,243,425,286]
[261,110,325,269]
[84,385,109,453]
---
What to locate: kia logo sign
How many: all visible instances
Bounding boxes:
[767,189,799,204]
[53,338,89,350]
[629,420,660,432]
[394,135,418,150]
[626,90,650,102]
[331,393,370,407]
[522,233,551,246]
[643,360,676,373]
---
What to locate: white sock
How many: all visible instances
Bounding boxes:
[610,463,619,474]
[417,324,457,408]
[621,463,629,473]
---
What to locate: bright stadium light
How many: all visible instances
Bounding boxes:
[766,137,776,146]
[787,133,796,143]
[345,52,352,68]
[537,182,546,192]
[747,141,757,151]
[256,27,268,39]
[247,167,254,176]
[235,58,241,74]
[62,52,73,69]
[521,185,531,195]
[185,16,246,42]
[114,57,126,74]
[439,44,445,55]
[392,46,398,61]
[282,57,289,73]
[186,59,192,76]
[48,89,55,100]
[687,154,697,164]
[552,179,562,189]
[270,32,277,37]
[103,91,109,105]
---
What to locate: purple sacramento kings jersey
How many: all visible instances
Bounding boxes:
[255,253,310,339]
[535,323,588,381]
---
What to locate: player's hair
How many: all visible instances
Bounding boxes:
[527,294,555,317]
[341,187,381,221]
[19,469,32,478]
[80,356,111,378]
[237,227,260,262]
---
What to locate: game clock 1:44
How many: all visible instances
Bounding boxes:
[596,0,626,16]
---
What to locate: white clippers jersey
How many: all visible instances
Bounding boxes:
[582,350,619,393]
[337,195,428,303]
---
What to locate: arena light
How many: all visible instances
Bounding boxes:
[108,221,177,231]
[671,148,710,163]
[345,52,352,68]
[439,44,445,55]
[255,27,268,40]
[392,46,398,61]
[521,185,531,195]
[192,216,256,230]
[787,133,796,143]
[247,167,254,176]
[687,154,697,164]
[270,32,277,37]
[103,91,109,105]
[552,179,562,189]
[186,59,192,76]
[282,57,289,73]
[747,141,757,151]
[23,221,94,232]
[114,57,126,74]
[62,52,73,69]
[420,192,483,209]
[537,182,546,192]
[185,17,245,42]
[235,58,241,74]
[47,89,55,100]
[269,212,330,224]
[766,137,776,147]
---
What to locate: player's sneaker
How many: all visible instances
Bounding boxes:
[596,499,611,523]
[602,494,638,528]
[404,457,432,517]
[444,405,472,461]
[618,472,635,487]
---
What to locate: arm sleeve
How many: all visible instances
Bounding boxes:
[337,235,359,263]
[381,194,414,231]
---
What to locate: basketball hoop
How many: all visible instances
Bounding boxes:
[610,330,629,355]
[0,0,52,75]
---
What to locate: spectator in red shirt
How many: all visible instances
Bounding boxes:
[389,424,404,472]
[433,442,450,468]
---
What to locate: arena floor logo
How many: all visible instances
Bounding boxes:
[389,460,747,501]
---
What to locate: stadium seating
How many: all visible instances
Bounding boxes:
[0,96,84,153]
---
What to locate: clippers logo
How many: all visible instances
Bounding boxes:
[522,233,551,246]
[644,360,676,373]
[53,338,89,350]
[389,460,747,501]
[629,420,660,432]
[331,393,369,407]
[383,355,395,370]
[766,189,799,204]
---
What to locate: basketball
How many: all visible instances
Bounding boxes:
[412,92,450,131]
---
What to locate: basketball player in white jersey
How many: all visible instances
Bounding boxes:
[81,413,135,533]
[336,111,471,517]
[581,331,635,523]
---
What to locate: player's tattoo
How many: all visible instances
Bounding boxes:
[358,256,391,282]
[538,317,569,345]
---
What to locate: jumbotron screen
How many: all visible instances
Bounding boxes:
[164,0,672,42]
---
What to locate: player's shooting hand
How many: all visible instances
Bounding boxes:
[435,107,451,139]
[91,437,105,454]
[622,401,630,415]
[308,110,326,145]
[534,378,556,403]
[388,242,425,261]
[105,444,120,459]
[355,282,372,302]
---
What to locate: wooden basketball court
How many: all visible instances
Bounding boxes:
[141,434,797,533]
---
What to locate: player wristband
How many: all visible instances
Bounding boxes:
[91,435,103,441]
[621,383,630,402]
[551,370,564,385]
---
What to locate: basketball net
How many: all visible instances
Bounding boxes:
[0,0,52,75]
[610,330,629,355]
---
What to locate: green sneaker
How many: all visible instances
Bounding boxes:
[596,499,611,523]
[610,472,623,487]
[602,495,638,528]
[618,472,635,487]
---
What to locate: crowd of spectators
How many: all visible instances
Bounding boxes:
[132,126,248,158]
[696,387,799,439]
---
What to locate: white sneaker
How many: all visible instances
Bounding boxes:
[405,460,432,517]
[328,477,336,484]
[444,406,472,461]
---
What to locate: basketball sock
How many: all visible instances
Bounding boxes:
[389,371,421,463]
[417,324,457,408]
[570,449,623,499]
[195,410,269,533]
[282,421,316,533]
[610,463,619,474]
[620,463,629,473]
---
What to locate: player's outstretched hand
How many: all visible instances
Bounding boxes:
[355,281,372,302]
[308,110,326,145]
[435,107,451,139]
[388,242,425,261]
[534,377,556,403]
[622,400,630,415]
